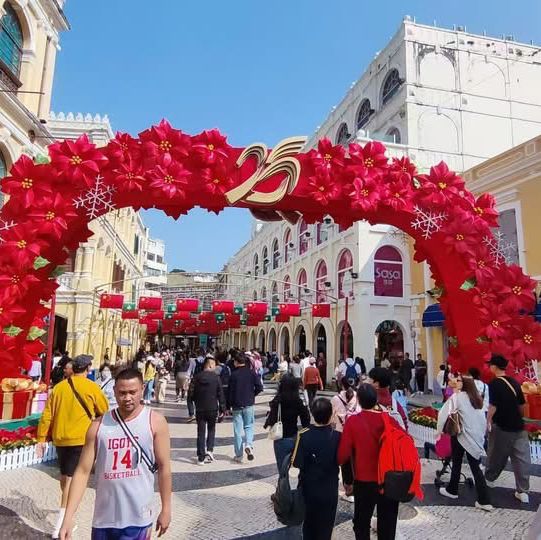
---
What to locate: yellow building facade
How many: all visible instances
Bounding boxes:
[412,135,541,385]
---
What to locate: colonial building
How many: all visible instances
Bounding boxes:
[48,113,148,364]
[222,18,541,381]
[141,232,167,297]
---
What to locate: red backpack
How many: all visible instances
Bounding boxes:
[378,413,423,502]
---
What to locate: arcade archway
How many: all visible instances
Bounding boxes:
[0,123,538,377]
[375,320,404,365]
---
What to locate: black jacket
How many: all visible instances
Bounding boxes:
[264,395,310,439]
[228,366,263,409]
[192,370,225,412]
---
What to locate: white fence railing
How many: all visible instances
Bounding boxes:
[0,442,56,472]
[409,421,541,465]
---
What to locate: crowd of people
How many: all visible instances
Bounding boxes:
[30,341,535,540]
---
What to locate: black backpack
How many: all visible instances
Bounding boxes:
[219,364,231,387]
[272,453,305,527]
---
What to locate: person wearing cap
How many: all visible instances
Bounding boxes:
[36,354,109,538]
[485,354,531,503]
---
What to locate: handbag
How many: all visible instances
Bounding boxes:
[443,394,462,437]
[268,402,283,441]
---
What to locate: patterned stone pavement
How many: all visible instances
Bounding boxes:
[0,385,539,539]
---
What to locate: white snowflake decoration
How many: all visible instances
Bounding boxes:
[73,175,116,219]
[411,206,447,239]
[0,218,16,242]
[483,231,516,267]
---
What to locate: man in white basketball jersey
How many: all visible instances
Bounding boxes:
[59,368,172,539]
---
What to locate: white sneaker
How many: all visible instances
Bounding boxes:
[204,452,214,463]
[370,517,377,531]
[232,455,243,464]
[439,487,458,499]
[196,459,205,466]
[475,501,494,512]
[515,491,530,503]
[340,494,354,503]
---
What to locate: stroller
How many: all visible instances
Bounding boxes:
[424,435,474,488]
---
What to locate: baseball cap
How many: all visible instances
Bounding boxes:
[72,354,93,371]
[486,354,508,369]
[309,357,316,365]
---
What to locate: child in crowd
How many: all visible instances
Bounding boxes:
[392,379,408,412]
[292,398,341,540]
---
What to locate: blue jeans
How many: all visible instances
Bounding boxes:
[232,406,255,457]
[143,379,154,401]
[273,436,295,472]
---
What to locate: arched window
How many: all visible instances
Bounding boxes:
[284,229,292,263]
[262,246,269,274]
[253,290,258,301]
[0,3,23,78]
[297,268,307,304]
[271,281,279,308]
[337,249,353,299]
[374,246,403,297]
[335,123,350,146]
[283,275,291,301]
[253,253,259,277]
[272,238,280,269]
[386,127,401,144]
[314,260,328,303]
[0,150,7,207]
[356,99,372,130]
[261,286,267,301]
[382,69,402,105]
[298,219,309,255]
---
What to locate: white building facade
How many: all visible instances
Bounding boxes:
[223,18,541,382]
[141,233,167,297]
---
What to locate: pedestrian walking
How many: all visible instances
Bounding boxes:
[174,351,191,401]
[331,379,360,503]
[98,365,117,409]
[368,367,408,429]
[264,374,310,470]
[398,352,414,393]
[58,368,172,540]
[338,383,402,540]
[191,357,225,465]
[36,355,109,539]
[469,367,489,413]
[155,361,170,404]
[338,357,362,387]
[437,374,493,511]
[28,357,42,382]
[143,357,156,404]
[316,351,327,387]
[228,353,263,463]
[414,353,427,394]
[292,398,341,540]
[303,357,323,410]
[485,354,531,503]
[288,355,303,385]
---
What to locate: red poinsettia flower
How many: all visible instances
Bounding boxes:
[139,119,191,165]
[511,317,541,364]
[49,135,108,188]
[0,267,40,301]
[105,132,142,166]
[479,304,513,340]
[113,157,147,192]
[0,224,45,267]
[416,162,465,208]
[381,179,412,211]
[495,265,537,312]
[200,164,233,196]
[471,285,499,310]
[309,139,346,171]
[307,170,342,205]
[147,162,191,199]
[472,193,499,228]
[0,295,25,327]
[1,155,53,209]
[348,141,388,180]
[465,244,497,284]
[388,156,417,185]
[192,129,231,165]
[349,176,381,212]
[442,219,479,256]
[27,193,79,239]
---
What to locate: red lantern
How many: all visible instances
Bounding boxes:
[212,300,235,313]
[176,298,199,312]
[100,293,124,309]
[138,296,162,311]
[312,303,331,317]
[147,310,164,320]
[121,309,139,320]
[245,302,268,316]
[275,314,291,323]
[279,303,301,316]
[173,311,192,320]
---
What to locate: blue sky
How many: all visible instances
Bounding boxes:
[52,1,541,271]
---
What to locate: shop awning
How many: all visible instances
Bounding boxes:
[422,304,445,327]
[535,303,541,323]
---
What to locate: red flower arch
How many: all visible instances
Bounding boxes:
[0,120,539,378]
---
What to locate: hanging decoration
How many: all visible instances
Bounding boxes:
[212,300,235,313]
[121,309,139,320]
[279,302,301,316]
[0,123,536,377]
[99,293,124,309]
[138,296,162,311]
[312,303,331,318]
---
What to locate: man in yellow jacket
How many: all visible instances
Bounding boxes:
[37,354,109,538]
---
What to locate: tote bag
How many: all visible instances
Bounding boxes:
[268,403,283,441]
